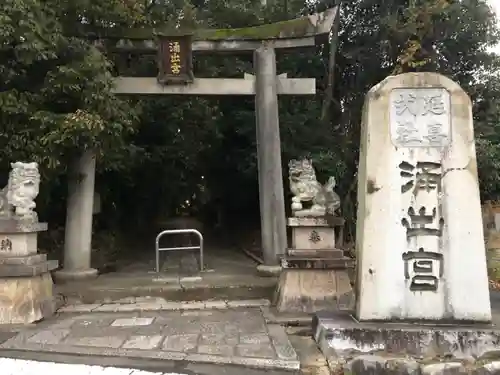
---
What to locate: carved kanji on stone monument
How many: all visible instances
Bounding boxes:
[390,89,451,148]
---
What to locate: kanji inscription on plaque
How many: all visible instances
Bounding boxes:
[157,35,194,85]
[390,88,451,148]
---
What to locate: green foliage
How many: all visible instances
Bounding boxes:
[0,0,141,177]
[472,74,500,200]
[0,0,143,225]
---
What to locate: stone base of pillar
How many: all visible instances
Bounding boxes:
[256,264,282,277]
[53,268,98,283]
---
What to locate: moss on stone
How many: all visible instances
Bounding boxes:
[175,17,312,41]
[93,11,329,41]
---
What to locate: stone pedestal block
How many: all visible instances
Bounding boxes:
[0,253,46,265]
[274,216,354,314]
[275,269,353,313]
[0,258,58,277]
[288,217,343,250]
[0,233,37,256]
[292,227,335,250]
[0,222,47,257]
[0,221,57,324]
[0,273,56,324]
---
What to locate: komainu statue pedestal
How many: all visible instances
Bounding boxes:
[0,220,58,324]
[0,162,58,324]
[274,216,354,313]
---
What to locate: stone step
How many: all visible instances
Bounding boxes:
[56,275,277,305]
[58,298,271,313]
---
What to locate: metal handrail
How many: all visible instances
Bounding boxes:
[155,229,204,273]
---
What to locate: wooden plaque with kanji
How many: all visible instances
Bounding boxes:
[157,35,194,85]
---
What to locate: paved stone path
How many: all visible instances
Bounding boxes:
[0,308,299,371]
[0,357,186,375]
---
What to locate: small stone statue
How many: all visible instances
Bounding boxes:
[288,158,341,217]
[0,162,40,222]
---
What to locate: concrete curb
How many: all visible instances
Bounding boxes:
[0,356,185,375]
[0,341,300,372]
[0,349,297,375]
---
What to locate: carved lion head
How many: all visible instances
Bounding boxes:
[8,162,40,199]
[288,159,316,182]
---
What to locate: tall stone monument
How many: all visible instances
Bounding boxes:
[274,159,354,313]
[355,72,491,322]
[0,162,58,324]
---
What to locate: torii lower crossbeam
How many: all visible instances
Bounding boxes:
[112,76,316,95]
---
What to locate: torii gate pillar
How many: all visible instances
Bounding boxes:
[254,45,287,275]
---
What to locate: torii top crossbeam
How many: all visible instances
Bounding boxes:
[85,7,339,53]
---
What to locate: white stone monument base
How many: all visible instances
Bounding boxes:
[0,273,56,324]
[274,269,353,313]
[313,311,500,370]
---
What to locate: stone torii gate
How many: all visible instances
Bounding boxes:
[54,7,339,281]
